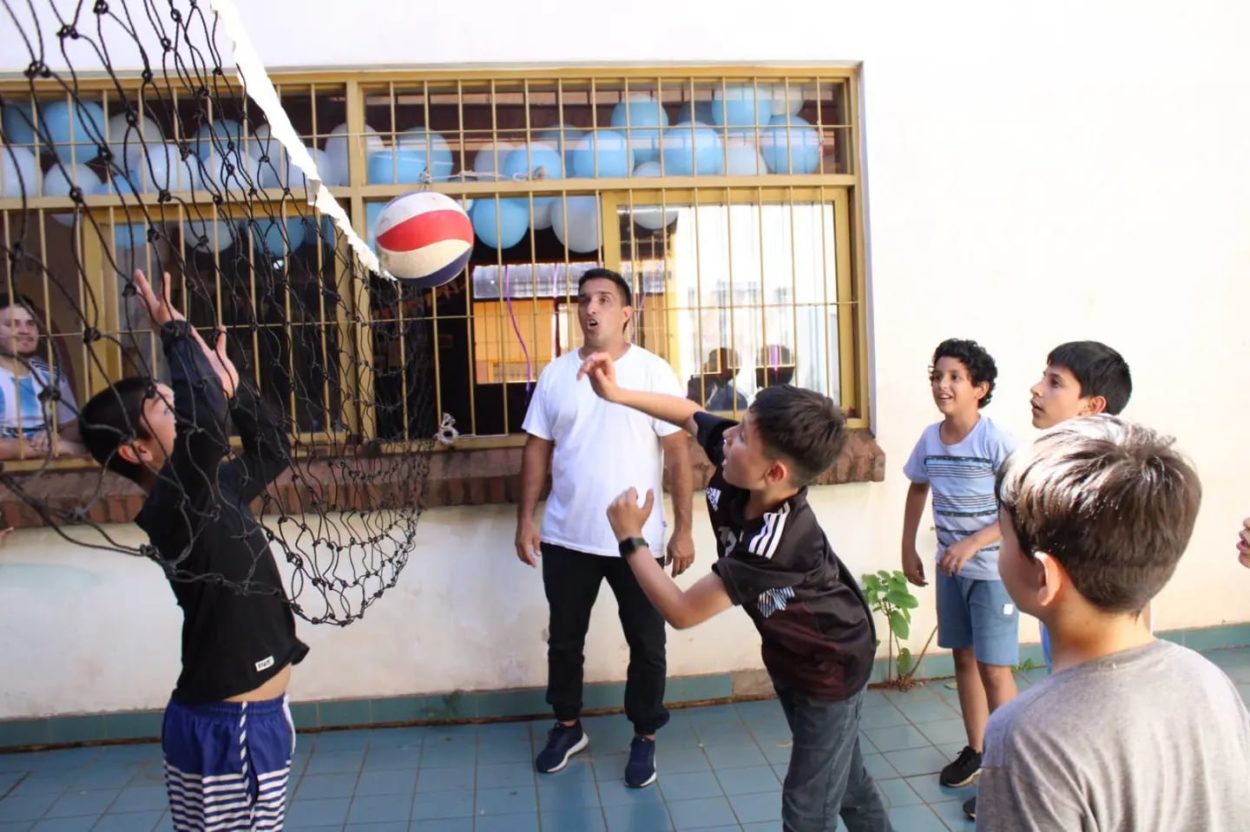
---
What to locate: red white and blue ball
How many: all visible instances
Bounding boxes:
[374,192,473,287]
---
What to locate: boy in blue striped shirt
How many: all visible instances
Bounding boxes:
[900,339,1018,821]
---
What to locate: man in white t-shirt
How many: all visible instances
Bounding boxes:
[516,268,693,789]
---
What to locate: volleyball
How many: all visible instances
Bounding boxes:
[374,191,474,287]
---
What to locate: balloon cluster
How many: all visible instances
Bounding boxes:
[3,84,822,256]
[451,85,820,249]
[0,100,340,255]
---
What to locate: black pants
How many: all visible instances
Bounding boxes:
[541,543,669,735]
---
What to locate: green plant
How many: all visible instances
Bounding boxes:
[861,569,936,688]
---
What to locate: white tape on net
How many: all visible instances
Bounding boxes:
[207,0,391,279]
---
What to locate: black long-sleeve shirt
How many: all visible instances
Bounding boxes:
[137,322,308,703]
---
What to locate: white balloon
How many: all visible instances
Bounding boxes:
[0,146,38,198]
[551,195,601,253]
[42,162,105,225]
[322,123,384,187]
[106,112,164,162]
[724,133,767,176]
[629,161,677,230]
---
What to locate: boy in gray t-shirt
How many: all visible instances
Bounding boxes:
[979,416,1250,831]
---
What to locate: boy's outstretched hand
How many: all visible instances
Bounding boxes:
[131,268,239,399]
[1239,517,1250,568]
[577,352,621,402]
[607,487,654,542]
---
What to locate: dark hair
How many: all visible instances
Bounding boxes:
[756,344,795,388]
[749,386,847,487]
[996,415,1201,614]
[0,292,39,315]
[577,268,633,307]
[80,377,157,484]
[931,338,998,407]
[1046,341,1133,415]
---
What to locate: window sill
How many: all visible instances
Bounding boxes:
[0,430,884,530]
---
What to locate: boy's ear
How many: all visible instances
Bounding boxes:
[117,439,156,467]
[116,443,142,466]
[1034,551,1066,608]
[1083,394,1109,415]
[766,458,789,486]
[973,380,991,401]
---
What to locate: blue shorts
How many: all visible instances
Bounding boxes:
[936,571,1020,666]
[162,695,295,832]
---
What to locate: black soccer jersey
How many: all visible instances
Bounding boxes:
[697,412,876,700]
[137,322,308,704]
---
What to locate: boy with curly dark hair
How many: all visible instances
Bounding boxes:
[900,338,1017,820]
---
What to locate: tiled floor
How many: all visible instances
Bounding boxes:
[4,647,1250,831]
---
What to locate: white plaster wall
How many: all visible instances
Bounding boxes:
[3,0,1250,718]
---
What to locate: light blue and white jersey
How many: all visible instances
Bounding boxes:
[0,356,76,438]
[903,416,1016,580]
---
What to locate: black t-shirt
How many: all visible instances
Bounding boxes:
[697,412,876,700]
[137,322,308,704]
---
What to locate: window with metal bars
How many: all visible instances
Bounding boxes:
[0,67,868,458]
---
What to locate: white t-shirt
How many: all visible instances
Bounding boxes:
[0,357,76,438]
[522,346,683,557]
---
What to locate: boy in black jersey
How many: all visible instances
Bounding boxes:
[80,269,306,832]
[579,352,890,832]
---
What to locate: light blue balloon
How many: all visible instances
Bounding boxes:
[500,143,563,223]
[536,125,585,169]
[661,124,724,176]
[41,100,106,164]
[243,217,307,257]
[711,85,773,129]
[611,95,668,164]
[760,114,821,174]
[500,143,563,181]
[396,128,454,182]
[366,201,384,251]
[570,129,633,178]
[366,148,430,184]
[673,101,715,126]
[193,119,249,161]
[471,198,529,250]
[2,102,36,147]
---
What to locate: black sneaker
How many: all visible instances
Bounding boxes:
[939,745,982,788]
[535,721,589,773]
[963,796,977,820]
[625,736,657,788]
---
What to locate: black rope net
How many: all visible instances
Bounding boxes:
[0,0,439,625]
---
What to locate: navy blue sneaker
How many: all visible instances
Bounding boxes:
[625,736,657,788]
[535,721,589,773]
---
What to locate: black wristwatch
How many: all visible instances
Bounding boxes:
[618,536,650,558]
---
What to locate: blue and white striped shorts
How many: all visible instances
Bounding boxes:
[162,694,295,832]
